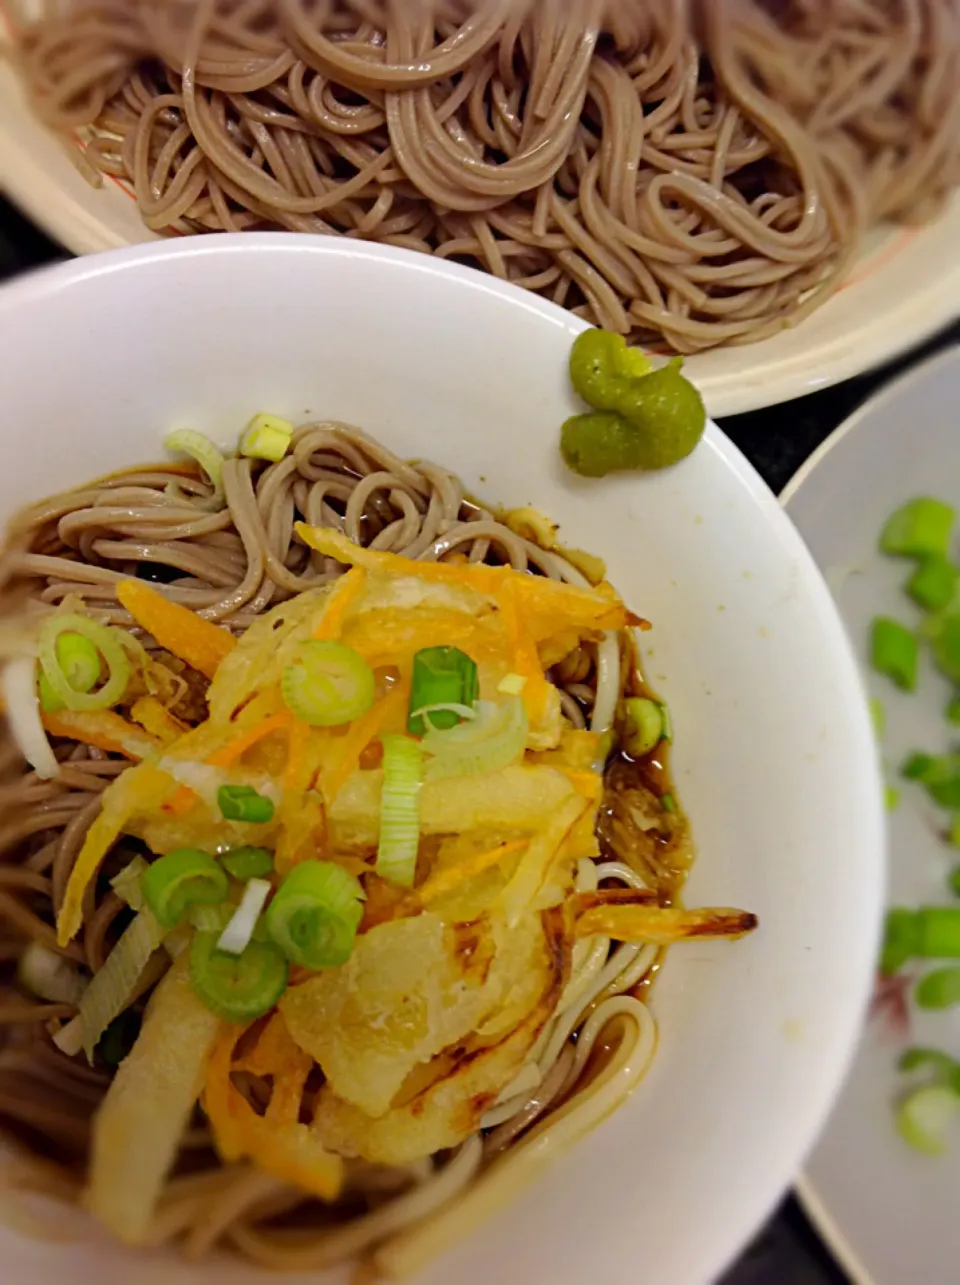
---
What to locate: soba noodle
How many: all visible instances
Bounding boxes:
[0,421,689,1270]
[9,0,960,352]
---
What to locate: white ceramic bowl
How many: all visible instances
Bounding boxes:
[0,237,883,1285]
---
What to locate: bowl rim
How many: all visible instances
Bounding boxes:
[0,232,887,1283]
[788,345,960,1285]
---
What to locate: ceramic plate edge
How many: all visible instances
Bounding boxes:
[784,344,960,1285]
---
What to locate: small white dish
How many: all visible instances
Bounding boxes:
[786,347,960,1285]
[0,235,883,1285]
[0,19,957,419]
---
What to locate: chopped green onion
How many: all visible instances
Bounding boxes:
[217,784,275,824]
[188,903,233,933]
[408,647,479,735]
[164,429,225,506]
[240,413,295,462]
[950,865,960,898]
[110,856,150,910]
[907,557,958,611]
[281,640,375,727]
[917,907,960,958]
[870,617,918,691]
[37,671,64,714]
[264,861,364,969]
[661,793,676,814]
[221,846,274,881]
[142,848,229,930]
[17,941,86,1005]
[55,632,101,693]
[658,701,673,743]
[880,498,955,559]
[883,905,960,971]
[946,695,960,726]
[37,613,130,713]
[421,697,527,780]
[902,751,936,780]
[886,785,900,812]
[900,1047,960,1094]
[621,697,663,758]
[217,878,272,957]
[377,735,423,887]
[895,1083,959,1155]
[916,965,960,1010]
[931,616,960,684]
[409,702,478,728]
[189,931,288,1022]
[497,673,528,696]
[868,698,885,739]
[907,754,960,808]
[881,907,920,974]
[595,728,616,767]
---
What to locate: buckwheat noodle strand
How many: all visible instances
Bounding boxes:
[9,0,959,352]
[0,421,688,1269]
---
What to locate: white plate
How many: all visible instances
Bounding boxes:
[786,347,960,1285]
[0,236,883,1285]
[0,20,957,420]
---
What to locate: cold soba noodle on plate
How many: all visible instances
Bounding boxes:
[0,415,755,1274]
[7,0,960,352]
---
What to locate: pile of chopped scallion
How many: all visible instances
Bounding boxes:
[871,496,960,1155]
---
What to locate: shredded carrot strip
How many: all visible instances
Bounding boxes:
[203,1015,342,1200]
[57,764,176,945]
[283,717,311,791]
[163,785,196,817]
[318,683,408,806]
[415,839,528,907]
[312,567,366,641]
[496,580,550,722]
[116,579,236,680]
[129,696,187,747]
[561,769,603,799]
[162,711,294,815]
[207,710,293,768]
[296,525,630,634]
[297,524,502,593]
[42,709,163,762]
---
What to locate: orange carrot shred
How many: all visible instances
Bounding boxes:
[283,718,311,791]
[318,683,408,806]
[116,579,235,680]
[207,710,293,768]
[415,839,528,907]
[496,580,550,722]
[163,785,196,817]
[312,567,366,641]
[203,1015,342,1200]
[42,709,163,762]
[163,711,294,815]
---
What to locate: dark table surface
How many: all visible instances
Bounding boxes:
[1,191,958,1285]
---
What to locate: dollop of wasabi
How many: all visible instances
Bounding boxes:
[561,330,706,478]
